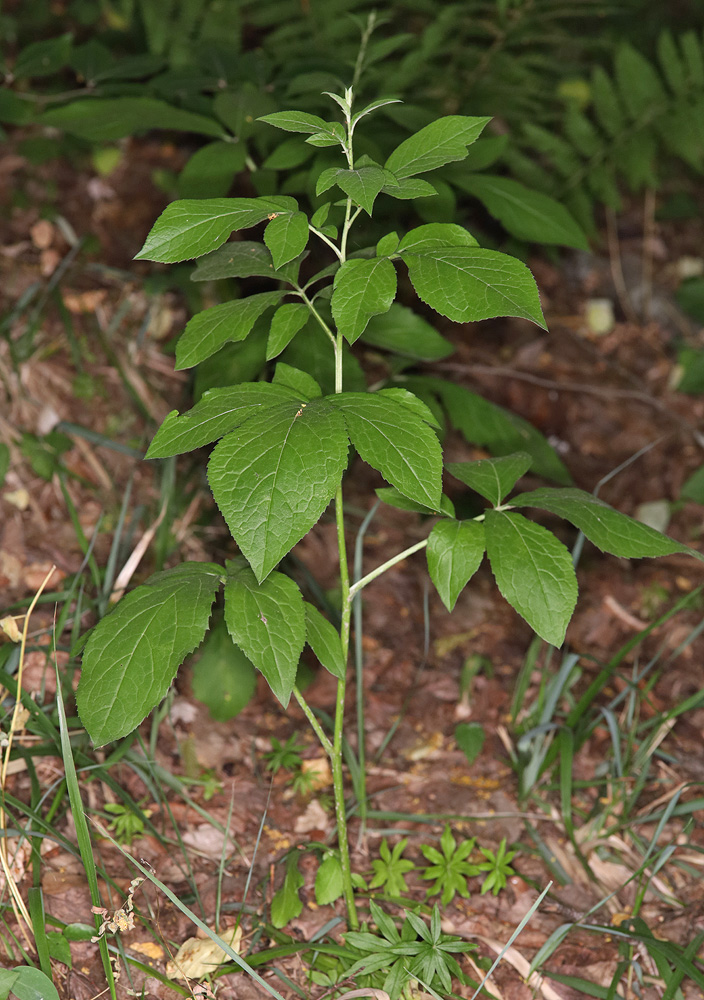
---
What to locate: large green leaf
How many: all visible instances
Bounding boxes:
[361,304,453,361]
[190,242,287,282]
[484,511,577,646]
[178,141,247,199]
[41,97,223,141]
[329,392,442,508]
[401,247,546,327]
[136,196,298,263]
[258,110,336,135]
[446,453,533,506]
[271,853,304,928]
[15,34,73,79]
[266,303,310,360]
[175,291,283,369]
[427,520,485,612]
[224,563,305,707]
[331,258,397,344]
[208,399,348,581]
[397,224,477,253]
[455,174,588,250]
[190,620,257,721]
[509,488,693,558]
[411,377,571,485]
[146,383,300,458]
[77,563,223,745]
[385,116,490,179]
[0,967,61,1000]
[304,603,346,679]
[264,211,309,268]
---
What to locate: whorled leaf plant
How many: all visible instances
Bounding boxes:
[76,83,696,929]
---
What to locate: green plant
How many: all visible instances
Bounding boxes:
[418,825,481,905]
[475,838,518,895]
[103,801,149,846]
[263,734,305,775]
[369,838,415,897]
[506,27,704,232]
[73,52,697,933]
[343,899,476,1000]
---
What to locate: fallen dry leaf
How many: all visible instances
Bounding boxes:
[166,925,241,980]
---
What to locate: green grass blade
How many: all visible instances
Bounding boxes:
[54,660,116,1000]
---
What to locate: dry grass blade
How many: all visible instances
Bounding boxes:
[0,563,57,944]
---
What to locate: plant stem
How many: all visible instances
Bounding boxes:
[293,687,332,755]
[332,481,357,927]
[348,539,429,601]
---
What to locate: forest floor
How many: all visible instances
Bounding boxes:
[2,135,704,1000]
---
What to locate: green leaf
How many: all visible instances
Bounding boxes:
[41,97,223,141]
[0,443,9,487]
[315,854,344,905]
[335,166,389,215]
[272,362,321,399]
[681,464,704,504]
[509,487,691,558]
[484,510,577,646]
[208,399,348,581]
[397,223,477,253]
[258,110,334,134]
[304,603,345,679]
[376,487,455,518]
[591,66,625,137]
[147,382,300,458]
[77,563,223,745]
[190,620,257,721]
[262,138,315,170]
[455,175,588,250]
[266,302,310,360]
[455,722,484,765]
[401,247,546,328]
[361,304,453,361]
[178,141,247,199]
[271,853,304,928]
[175,291,282,369]
[224,563,305,707]
[615,42,666,119]
[331,258,397,344]
[377,232,400,256]
[383,176,438,200]
[329,392,442,508]
[15,34,72,78]
[0,967,60,1000]
[385,116,490,179]
[427,520,485,612]
[190,242,286,282]
[136,196,297,263]
[264,211,309,268]
[446,453,533,506]
[377,387,441,429]
[0,89,33,125]
[424,378,570,484]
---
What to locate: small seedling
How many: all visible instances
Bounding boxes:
[369,838,415,898]
[103,803,150,847]
[419,824,481,904]
[476,838,518,895]
[344,899,476,1000]
[264,734,305,775]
